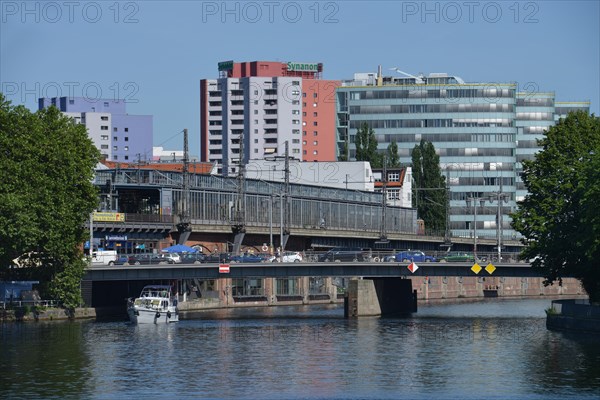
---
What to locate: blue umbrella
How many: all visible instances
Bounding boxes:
[161,244,198,253]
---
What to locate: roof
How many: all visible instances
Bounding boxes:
[99,160,215,174]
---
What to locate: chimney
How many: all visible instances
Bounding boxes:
[377,65,383,87]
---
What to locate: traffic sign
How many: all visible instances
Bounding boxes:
[219,264,230,273]
[485,263,496,274]
[471,263,482,274]
[407,262,419,273]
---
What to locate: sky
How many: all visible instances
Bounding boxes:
[1,0,599,158]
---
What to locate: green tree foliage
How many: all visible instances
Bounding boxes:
[511,111,600,302]
[355,122,381,167]
[0,94,100,309]
[411,140,447,232]
[387,140,400,168]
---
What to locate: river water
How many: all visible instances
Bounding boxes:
[1,298,599,399]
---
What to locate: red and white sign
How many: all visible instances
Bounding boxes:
[407,262,419,273]
[219,264,230,273]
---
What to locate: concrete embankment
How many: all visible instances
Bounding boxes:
[546,299,600,334]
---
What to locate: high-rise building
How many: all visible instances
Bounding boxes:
[38,97,153,162]
[336,70,591,241]
[200,60,340,175]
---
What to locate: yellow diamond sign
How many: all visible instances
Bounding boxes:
[471,263,482,274]
[485,263,496,275]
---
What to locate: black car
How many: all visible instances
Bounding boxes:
[318,247,365,262]
[202,253,232,263]
[180,253,205,264]
[126,254,175,265]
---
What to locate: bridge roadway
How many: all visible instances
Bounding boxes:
[83,261,556,281]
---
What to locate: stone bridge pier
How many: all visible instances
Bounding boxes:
[344,277,417,318]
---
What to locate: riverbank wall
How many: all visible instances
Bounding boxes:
[546,299,600,334]
[1,277,584,321]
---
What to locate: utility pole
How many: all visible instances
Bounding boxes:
[231,130,246,254]
[377,155,389,243]
[176,128,191,244]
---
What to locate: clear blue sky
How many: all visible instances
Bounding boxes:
[2,0,599,157]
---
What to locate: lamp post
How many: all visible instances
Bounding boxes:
[466,196,485,261]
[487,180,508,262]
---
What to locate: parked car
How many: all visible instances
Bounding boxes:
[112,255,130,266]
[439,251,476,263]
[393,250,437,263]
[230,253,268,263]
[318,248,364,262]
[126,254,175,265]
[161,253,181,263]
[180,253,205,264]
[270,251,303,263]
[201,253,232,263]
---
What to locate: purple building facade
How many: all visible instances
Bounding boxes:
[38,97,152,162]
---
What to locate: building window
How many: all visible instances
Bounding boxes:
[292,149,300,154]
[292,139,300,144]
[313,150,318,155]
[313,93,317,98]
[254,110,258,114]
[292,129,300,134]
[113,127,117,132]
[124,128,129,132]
[313,103,317,107]
[124,137,129,141]
[101,126,108,130]
[313,122,318,126]
[124,146,129,151]
[124,156,129,160]
[302,93,307,98]
[113,146,118,151]
[303,150,307,155]
[101,145,108,149]
[254,149,258,153]
[292,81,300,86]
[254,139,258,143]
[302,121,306,126]
[303,140,307,145]
[313,141,318,145]
[292,100,299,105]
[104,102,109,107]
[114,156,118,160]
[313,131,318,136]
[69,99,74,105]
[388,172,400,182]
[254,119,258,124]
[302,112,306,116]
[303,131,307,136]
[292,120,300,125]
[293,110,300,115]
[101,116,108,121]
[313,112,317,117]
[303,102,307,107]
[254,129,258,134]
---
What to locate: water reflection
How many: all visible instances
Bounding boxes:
[1,300,599,399]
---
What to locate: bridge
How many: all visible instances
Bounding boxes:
[84,261,545,281]
[83,261,564,318]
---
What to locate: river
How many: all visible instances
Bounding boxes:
[1,298,599,399]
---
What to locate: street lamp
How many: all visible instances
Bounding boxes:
[466,196,486,261]
[487,182,509,262]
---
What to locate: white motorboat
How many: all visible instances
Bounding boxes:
[127,285,179,324]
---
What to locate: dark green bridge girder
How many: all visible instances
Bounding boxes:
[83,262,562,282]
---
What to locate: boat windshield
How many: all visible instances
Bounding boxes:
[140,287,171,298]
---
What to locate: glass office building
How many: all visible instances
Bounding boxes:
[336,72,590,242]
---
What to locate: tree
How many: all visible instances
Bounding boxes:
[511,111,600,302]
[354,122,381,167]
[387,140,400,168]
[411,140,447,233]
[0,94,100,309]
